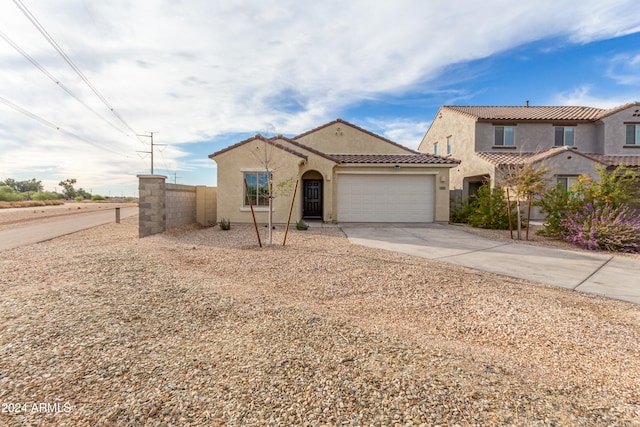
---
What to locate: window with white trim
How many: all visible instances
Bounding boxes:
[243,171,270,207]
[626,124,640,145]
[494,126,515,146]
[555,127,575,146]
[557,176,579,190]
[446,136,452,155]
[433,142,439,155]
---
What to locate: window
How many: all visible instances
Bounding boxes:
[433,142,438,155]
[555,127,575,146]
[446,136,452,155]
[243,171,270,207]
[557,176,579,190]
[494,126,515,146]
[626,124,640,145]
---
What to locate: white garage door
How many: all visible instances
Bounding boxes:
[337,174,434,222]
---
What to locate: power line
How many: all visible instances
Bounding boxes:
[0,95,130,158]
[12,0,143,145]
[0,29,132,140]
[136,132,167,174]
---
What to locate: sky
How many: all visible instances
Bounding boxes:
[1,0,640,197]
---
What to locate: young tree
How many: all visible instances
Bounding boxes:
[498,163,549,240]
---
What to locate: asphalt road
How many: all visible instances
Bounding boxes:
[0,207,138,251]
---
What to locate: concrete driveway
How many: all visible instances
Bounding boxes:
[340,223,640,305]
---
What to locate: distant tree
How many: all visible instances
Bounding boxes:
[15,178,43,193]
[76,188,92,199]
[1,178,18,191]
[58,179,78,199]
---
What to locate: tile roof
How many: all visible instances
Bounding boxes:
[476,146,605,166]
[328,153,459,165]
[443,105,606,121]
[582,154,640,167]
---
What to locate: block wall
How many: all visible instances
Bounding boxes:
[166,184,197,228]
[137,175,216,238]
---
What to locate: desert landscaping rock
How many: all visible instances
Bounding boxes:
[1,217,639,425]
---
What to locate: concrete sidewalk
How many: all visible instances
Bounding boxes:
[341,223,640,305]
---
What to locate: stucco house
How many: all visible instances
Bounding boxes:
[418,102,640,209]
[209,119,459,224]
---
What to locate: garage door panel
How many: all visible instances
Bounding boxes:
[337,174,434,222]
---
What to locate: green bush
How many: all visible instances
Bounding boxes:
[535,183,571,237]
[536,166,640,238]
[0,186,24,202]
[296,219,309,230]
[74,196,84,202]
[450,195,474,224]
[31,191,62,201]
[91,195,105,201]
[465,183,518,230]
[219,218,231,230]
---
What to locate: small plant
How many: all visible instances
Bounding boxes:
[219,218,231,230]
[296,219,309,230]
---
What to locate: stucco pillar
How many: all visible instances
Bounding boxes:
[137,174,167,238]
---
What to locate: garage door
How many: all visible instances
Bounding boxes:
[337,174,434,222]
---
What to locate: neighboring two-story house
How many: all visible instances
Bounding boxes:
[418,102,640,216]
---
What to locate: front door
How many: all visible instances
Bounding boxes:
[303,180,322,218]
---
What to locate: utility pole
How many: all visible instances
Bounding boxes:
[171,172,181,184]
[136,132,166,174]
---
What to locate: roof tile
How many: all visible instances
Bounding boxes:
[329,153,459,165]
[444,106,606,121]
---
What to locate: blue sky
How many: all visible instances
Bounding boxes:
[1,1,639,197]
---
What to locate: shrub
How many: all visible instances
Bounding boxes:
[74,196,84,201]
[31,191,62,201]
[0,186,25,202]
[536,166,640,238]
[535,183,571,237]
[90,195,105,201]
[449,195,474,224]
[559,203,640,253]
[219,218,231,230]
[466,183,518,230]
[296,219,309,230]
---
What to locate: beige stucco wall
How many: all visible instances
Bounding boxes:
[599,105,640,155]
[296,121,411,154]
[474,122,597,153]
[418,108,489,196]
[213,138,338,224]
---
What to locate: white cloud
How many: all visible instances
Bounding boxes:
[552,86,639,109]
[606,52,640,85]
[364,118,431,150]
[1,0,640,194]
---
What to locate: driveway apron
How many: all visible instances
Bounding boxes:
[340,223,640,305]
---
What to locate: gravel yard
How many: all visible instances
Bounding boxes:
[1,216,639,426]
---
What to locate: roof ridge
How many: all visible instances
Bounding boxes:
[209,134,308,160]
[293,118,417,154]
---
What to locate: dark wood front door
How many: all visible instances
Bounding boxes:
[303,180,322,218]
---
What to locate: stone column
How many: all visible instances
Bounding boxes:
[137,175,167,238]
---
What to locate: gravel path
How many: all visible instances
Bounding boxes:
[1,217,639,426]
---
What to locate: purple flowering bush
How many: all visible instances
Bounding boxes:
[559,203,640,253]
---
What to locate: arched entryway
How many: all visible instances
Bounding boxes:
[301,170,323,219]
